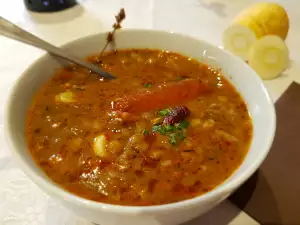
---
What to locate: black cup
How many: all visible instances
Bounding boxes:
[24,0,77,12]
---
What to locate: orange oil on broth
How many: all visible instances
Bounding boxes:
[26,49,253,206]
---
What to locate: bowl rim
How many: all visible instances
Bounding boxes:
[5,28,276,214]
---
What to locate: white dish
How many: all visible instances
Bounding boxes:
[5,29,276,225]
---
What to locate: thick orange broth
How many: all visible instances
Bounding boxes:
[26,49,253,206]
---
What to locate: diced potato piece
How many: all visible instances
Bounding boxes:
[183,137,193,148]
[215,130,238,143]
[218,96,228,102]
[160,160,172,167]
[106,140,123,155]
[70,137,82,150]
[127,134,149,152]
[181,175,198,187]
[194,147,204,162]
[190,118,201,127]
[149,150,164,160]
[55,91,75,103]
[92,120,102,129]
[203,119,215,128]
[93,134,108,157]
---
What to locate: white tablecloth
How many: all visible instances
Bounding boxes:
[1,0,299,224]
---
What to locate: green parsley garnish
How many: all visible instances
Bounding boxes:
[176,131,185,141]
[152,125,166,135]
[176,76,187,81]
[158,108,171,117]
[152,115,189,146]
[169,133,177,145]
[144,83,152,88]
[168,132,185,145]
[152,124,162,132]
[142,129,149,136]
[176,120,189,130]
[164,124,175,133]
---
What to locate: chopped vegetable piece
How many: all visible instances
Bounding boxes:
[149,150,164,160]
[144,83,152,88]
[190,118,201,127]
[176,120,189,130]
[168,132,185,145]
[164,124,175,133]
[169,133,177,145]
[158,109,171,117]
[203,119,215,128]
[160,160,172,167]
[177,131,185,141]
[93,134,108,157]
[151,117,163,125]
[215,130,238,143]
[142,129,150,136]
[152,125,162,133]
[106,140,123,154]
[111,79,212,113]
[55,91,75,103]
[159,127,167,135]
[176,76,186,80]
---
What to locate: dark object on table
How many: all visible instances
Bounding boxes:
[230,82,300,225]
[24,0,77,12]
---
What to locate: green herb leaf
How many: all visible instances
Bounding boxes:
[164,124,174,133]
[176,131,185,141]
[144,83,152,88]
[169,133,177,145]
[159,127,167,135]
[158,108,171,117]
[152,124,167,135]
[142,129,149,136]
[169,132,185,146]
[152,125,162,132]
[176,120,189,130]
[176,76,187,81]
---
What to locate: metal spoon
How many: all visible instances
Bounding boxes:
[0,17,116,80]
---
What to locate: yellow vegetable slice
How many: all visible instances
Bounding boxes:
[223,2,289,60]
[223,24,257,60]
[93,134,108,157]
[55,91,75,103]
[248,35,289,80]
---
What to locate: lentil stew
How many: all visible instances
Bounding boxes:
[26,49,253,206]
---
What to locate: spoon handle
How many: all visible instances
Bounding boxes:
[0,17,115,80]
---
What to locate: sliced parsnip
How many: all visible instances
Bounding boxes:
[223,2,289,60]
[248,35,289,80]
[55,91,75,103]
[223,24,257,60]
[93,134,108,157]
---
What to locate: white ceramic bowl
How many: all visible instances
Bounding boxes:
[5,29,276,225]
